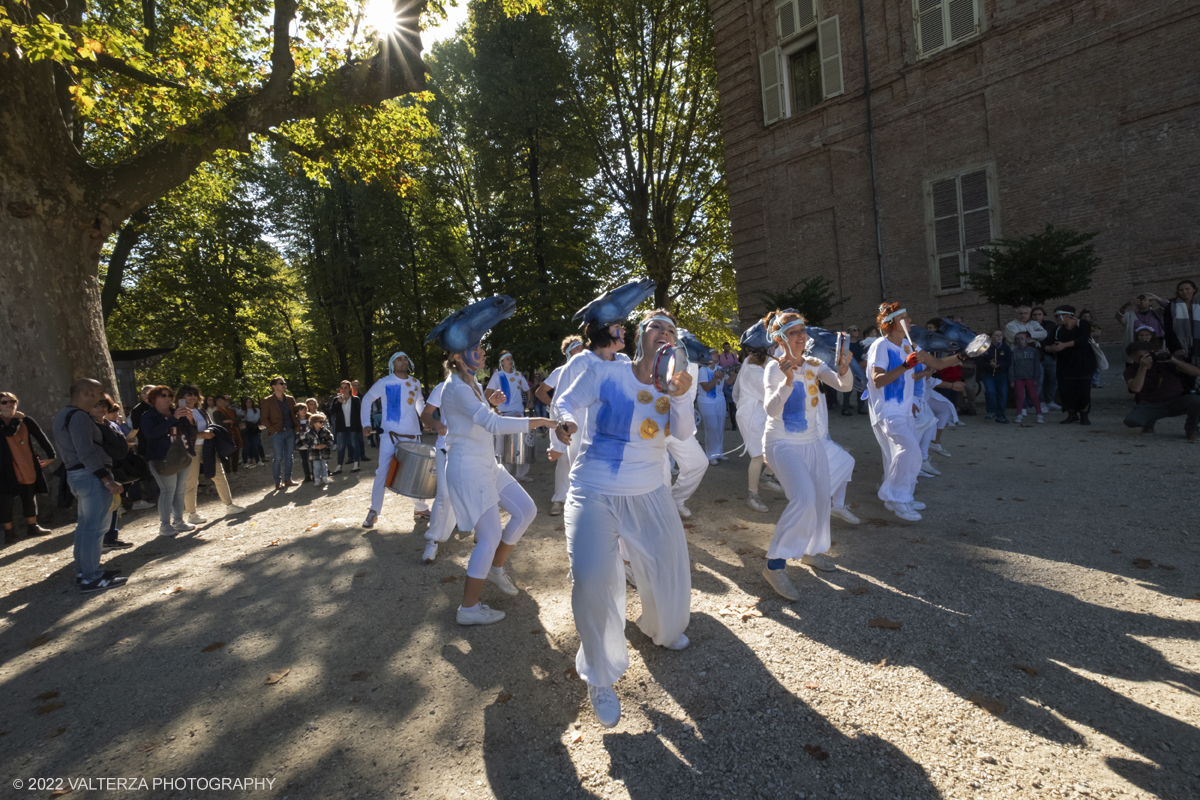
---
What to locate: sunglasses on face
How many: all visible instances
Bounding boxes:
[183,392,198,397]
[0,400,14,406]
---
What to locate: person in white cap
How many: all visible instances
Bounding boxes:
[361,352,430,528]
[486,351,533,482]
[536,335,585,516]
[555,308,695,729]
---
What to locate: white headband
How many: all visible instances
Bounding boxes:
[641,315,676,330]
[635,316,676,360]
[772,318,806,340]
[882,308,907,324]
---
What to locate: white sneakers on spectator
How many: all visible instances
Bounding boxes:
[708,458,718,466]
[131,500,155,511]
[456,603,505,626]
[885,500,922,521]
[1036,415,1045,424]
[761,474,784,493]
[422,541,438,564]
[549,500,563,516]
[676,504,692,518]
[187,513,207,524]
[487,566,518,596]
[224,504,245,515]
[928,442,950,457]
[801,553,836,572]
[746,493,768,513]
[172,521,197,532]
[761,567,801,600]
[588,684,621,728]
[1048,402,1062,410]
[1040,402,1050,414]
[830,505,860,525]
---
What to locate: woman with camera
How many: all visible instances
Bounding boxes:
[0,391,55,540]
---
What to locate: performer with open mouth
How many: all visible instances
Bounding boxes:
[759,310,853,601]
[554,308,695,729]
[426,297,557,625]
[361,352,430,528]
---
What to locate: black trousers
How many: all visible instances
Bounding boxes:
[1059,378,1092,414]
[0,484,37,525]
[1123,395,1200,433]
[298,449,312,480]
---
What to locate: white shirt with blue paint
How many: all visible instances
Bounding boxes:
[486,369,529,415]
[866,337,915,423]
[763,358,850,444]
[556,359,696,496]
[696,366,723,405]
[549,349,631,454]
[427,381,448,450]
[360,373,424,436]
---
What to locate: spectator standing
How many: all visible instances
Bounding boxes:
[261,377,300,490]
[141,386,195,536]
[1031,308,1060,410]
[841,325,866,415]
[1009,332,1044,424]
[1164,280,1200,371]
[91,395,133,550]
[1046,306,1096,424]
[724,363,738,432]
[212,396,242,473]
[1117,294,1167,349]
[716,342,739,369]
[976,330,1013,423]
[1003,305,1048,346]
[328,381,362,474]
[296,403,313,483]
[126,384,158,510]
[178,386,243,522]
[1123,343,1200,441]
[302,413,335,485]
[239,398,265,467]
[1,391,55,540]
[53,379,127,593]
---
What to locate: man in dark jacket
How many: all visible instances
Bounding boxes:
[125,384,157,510]
[326,380,362,474]
[1123,343,1200,441]
[260,377,299,490]
[975,330,1013,424]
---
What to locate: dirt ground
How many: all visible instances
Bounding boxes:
[1,379,1198,800]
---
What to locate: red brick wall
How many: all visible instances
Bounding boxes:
[710,0,1200,340]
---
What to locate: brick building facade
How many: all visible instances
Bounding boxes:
[709,0,1200,339]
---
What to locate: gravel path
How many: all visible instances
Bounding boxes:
[1,381,1197,799]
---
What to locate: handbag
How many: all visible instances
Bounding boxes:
[152,436,192,476]
[1088,338,1109,371]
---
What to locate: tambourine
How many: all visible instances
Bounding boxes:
[652,343,689,394]
[964,334,992,357]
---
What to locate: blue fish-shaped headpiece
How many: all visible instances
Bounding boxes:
[908,318,978,354]
[425,296,517,353]
[801,325,840,366]
[739,320,769,351]
[573,278,656,328]
[676,330,711,364]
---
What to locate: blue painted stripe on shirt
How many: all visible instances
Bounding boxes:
[385,384,406,424]
[913,364,926,397]
[884,349,906,404]
[500,373,511,403]
[782,383,808,433]
[589,379,635,475]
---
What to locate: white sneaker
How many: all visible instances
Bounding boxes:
[928,442,950,458]
[909,500,926,511]
[708,458,718,466]
[1015,413,1025,424]
[172,521,197,532]
[746,493,769,512]
[664,633,689,651]
[1040,403,1050,414]
[676,504,692,518]
[955,420,968,427]
[801,553,836,572]
[624,563,637,589]
[351,462,361,472]
[885,500,921,521]
[761,475,784,493]
[422,541,438,564]
[717,455,729,462]
[588,684,621,728]
[762,567,800,601]
[187,513,207,524]
[549,500,563,516]
[456,603,505,626]
[830,505,860,525]
[1049,402,1062,410]
[920,459,941,476]
[363,509,377,529]
[131,500,155,511]
[1036,415,1045,424]
[224,504,245,515]
[487,566,519,596]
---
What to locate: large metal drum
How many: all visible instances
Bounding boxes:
[502,430,538,465]
[386,442,438,499]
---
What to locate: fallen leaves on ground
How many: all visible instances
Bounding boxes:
[441,576,459,584]
[714,540,727,546]
[25,634,51,649]
[802,744,829,761]
[717,527,726,532]
[201,642,225,653]
[735,547,756,555]
[494,691,513,705]
[35,691,59,700]
[349,671,371,682]
[968,694,1008,715]
[851,586,870,596]
[715,499,728,504]
[718,604,762,621]
[265,669,290,685]
[1132,558,1153,569]
[729,524,749,531]
[1111,549,1122,554]
[875,658,888,670]
[1012,497,1026,502]
[265,540,280,547]
[868,617,902,630]
[308,523,319,529]
[1158,564,1176,571]
[142,740,159,752]
[1014,664,1039,676]
[564,666,579,680]
[49,790,71,797]
[684,523,696,530]
[354,570,367,577]
[569,730,584,744]
[865,518,889,527]
[45,727,67,739]
[905,564,917,569]
[159,586,184,595]
[36,700,66,715]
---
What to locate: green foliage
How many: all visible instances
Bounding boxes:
[755,276,847,327]
[969,225,1100,308]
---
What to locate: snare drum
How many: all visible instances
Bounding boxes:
[385,441,438,499]
[502,430,538,465]
[652,344,689,394]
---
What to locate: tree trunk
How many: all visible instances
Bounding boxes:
[101,212,146,321]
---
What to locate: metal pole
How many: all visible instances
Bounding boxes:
[858,0,886,300]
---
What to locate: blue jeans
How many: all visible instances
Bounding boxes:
[243,431,265,463]
[980,374,1008,419]
[352,430,367,460]
[1040,358,1058,406]
[336,431,354,465]
[271,431,295,483]
[67,470,111,583]
[150,461,187,530]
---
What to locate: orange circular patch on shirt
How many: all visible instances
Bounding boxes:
[805,370,815,381]
[807,384,818,396]
[810,397,819,408]
[407,397,414,405]
[640,419,660,439]
[903,345,912,354]
[655,396,670,414]
[637,390,653,404]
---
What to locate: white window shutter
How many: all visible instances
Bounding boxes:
[915,0,946,57]
[777,0,799,42]
[759,48,784,125]
[818,16,844,99]
[947,0,978,43]
[797,0,817,32]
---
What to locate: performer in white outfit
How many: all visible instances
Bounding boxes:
[696,351,732,464]
[925,376,961,458]
[361,352,430,528]
[912,363,941,478]
[486,351,532,482]
[426,298,556,625]
[809,369,860,526]
[661,330,708,518]
[418,380,455,563]
[732,321,770,513]
[556,308,695,729]
[759,311,853,601]
[535,336,585,516]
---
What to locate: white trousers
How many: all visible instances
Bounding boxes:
[495,411,530,479]
[565,485,690,688]
[466,480,536,579]
[425,448,456,544]
[372,434,430,515]
[872,416,920,504]
[764,438,830,560]
[915,403,938,461]
[822,437,855,508]
[927,389,957,429]
[698,401,726,458]
[552,445,572,503]
[665,435,708,507]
